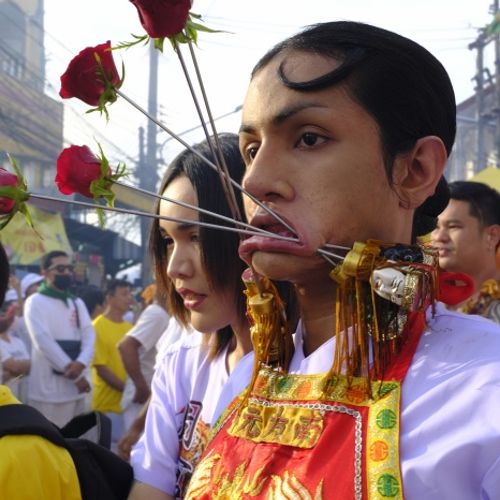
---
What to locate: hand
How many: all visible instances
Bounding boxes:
[64,361,85,379]
[132,383,150,404]
[75,377,91,394]
[117,425,143,461]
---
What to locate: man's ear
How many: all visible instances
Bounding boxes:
[485,224,500,251]
[392,136,447,209]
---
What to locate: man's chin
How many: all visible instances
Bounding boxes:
[250,250,327,282]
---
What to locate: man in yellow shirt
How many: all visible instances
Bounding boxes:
[92,279,133,447]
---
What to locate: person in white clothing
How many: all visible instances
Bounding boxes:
[24,250,95,427]
[0,293,30,399]
[119,284,171,431]
[128,134,254,500]
[184,21,500,500]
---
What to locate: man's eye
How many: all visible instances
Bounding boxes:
[245,145,259,160]
[297,132,326,148]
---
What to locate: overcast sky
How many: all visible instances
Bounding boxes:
[43,0,495,169]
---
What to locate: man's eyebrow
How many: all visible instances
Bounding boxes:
[239,102,328,134]
[441,218,463,225]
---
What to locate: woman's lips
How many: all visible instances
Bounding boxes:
[176,288,206,310]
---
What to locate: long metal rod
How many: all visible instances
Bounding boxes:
[175,46,242,222]
[113,181,299,243]
[185,40,242,222]
[115,89,296,235]
[28,193,294,241]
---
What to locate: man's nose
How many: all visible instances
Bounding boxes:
[242,147,294,204]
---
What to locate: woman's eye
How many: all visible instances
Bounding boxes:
[190,234,200,243]
[162,235,173,246]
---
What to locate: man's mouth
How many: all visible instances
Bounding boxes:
[239,214,310,262]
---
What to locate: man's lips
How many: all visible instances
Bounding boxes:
[436,247,453,257]
[239,214,311,261]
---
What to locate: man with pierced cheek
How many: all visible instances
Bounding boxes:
[186,21,500,500]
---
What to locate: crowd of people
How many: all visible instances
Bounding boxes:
[0,19,500,500]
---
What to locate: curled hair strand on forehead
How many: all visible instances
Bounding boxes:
[278,47,367,92]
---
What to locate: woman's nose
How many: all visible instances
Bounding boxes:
[167,246,193,280]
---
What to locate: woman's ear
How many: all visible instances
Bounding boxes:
[392,136,447,210]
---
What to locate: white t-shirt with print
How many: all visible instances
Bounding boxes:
[131,329,245,497]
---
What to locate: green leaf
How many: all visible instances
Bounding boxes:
[153,37,165,52]
[113,34,149,51]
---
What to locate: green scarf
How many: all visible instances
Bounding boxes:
[38,282,75,306]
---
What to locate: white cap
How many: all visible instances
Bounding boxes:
[4,288,19,303]
[21,273,44,298]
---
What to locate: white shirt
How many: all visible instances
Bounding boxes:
[24,293,95,403]
[0,334,29,398]
[131,330,238,497]
[121,304,171,411]
[213,303,500,500]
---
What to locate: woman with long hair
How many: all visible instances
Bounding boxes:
[128,133,253,500]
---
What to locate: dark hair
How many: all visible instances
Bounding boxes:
[41,250,68,270]
[105,279,132,296]
[0,243,9,306]
[77,285,105,316]
[150,133,247,358]
[449,180,500,229]
[252,21,455,238]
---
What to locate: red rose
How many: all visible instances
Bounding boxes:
[0,168,18,214]
[130,0,192,38]
[60,41,121,107]
[56,145,110,198]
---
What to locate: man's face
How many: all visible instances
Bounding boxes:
[238,50,408,284]
[107,286,133,315]
[0,301,16,332]
[44,255,73,288]
[431,199,490,275]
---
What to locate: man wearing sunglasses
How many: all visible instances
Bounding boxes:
[24,250,96,427]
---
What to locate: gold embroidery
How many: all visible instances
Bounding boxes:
[187,449,325,500]
[250,368,395,406]
[269,471,324,499]
[366,382,403,499]
[229,399,324,448]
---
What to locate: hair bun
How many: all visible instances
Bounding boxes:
[419,176,450,217]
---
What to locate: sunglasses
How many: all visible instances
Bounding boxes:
[48,264,75,273]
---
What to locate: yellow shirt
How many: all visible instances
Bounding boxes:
[0,385,81,499]
[91,315,132,413]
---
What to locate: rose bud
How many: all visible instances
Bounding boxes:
[56,145,111,199]
[60,41,121,107]
[0,168,18,214]
[130,0,192,38]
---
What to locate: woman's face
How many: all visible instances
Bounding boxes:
[159,175,238,333]
[238,50,409,285]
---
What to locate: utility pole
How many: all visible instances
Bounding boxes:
[470,32,487,172]
[495,0,500,165]
[140,43,159,286]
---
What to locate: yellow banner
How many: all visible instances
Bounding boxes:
[0,205,72,265]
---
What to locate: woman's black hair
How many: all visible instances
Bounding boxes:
[149,133,247,357]
[252,21,455,238]
[0,243,9,306]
